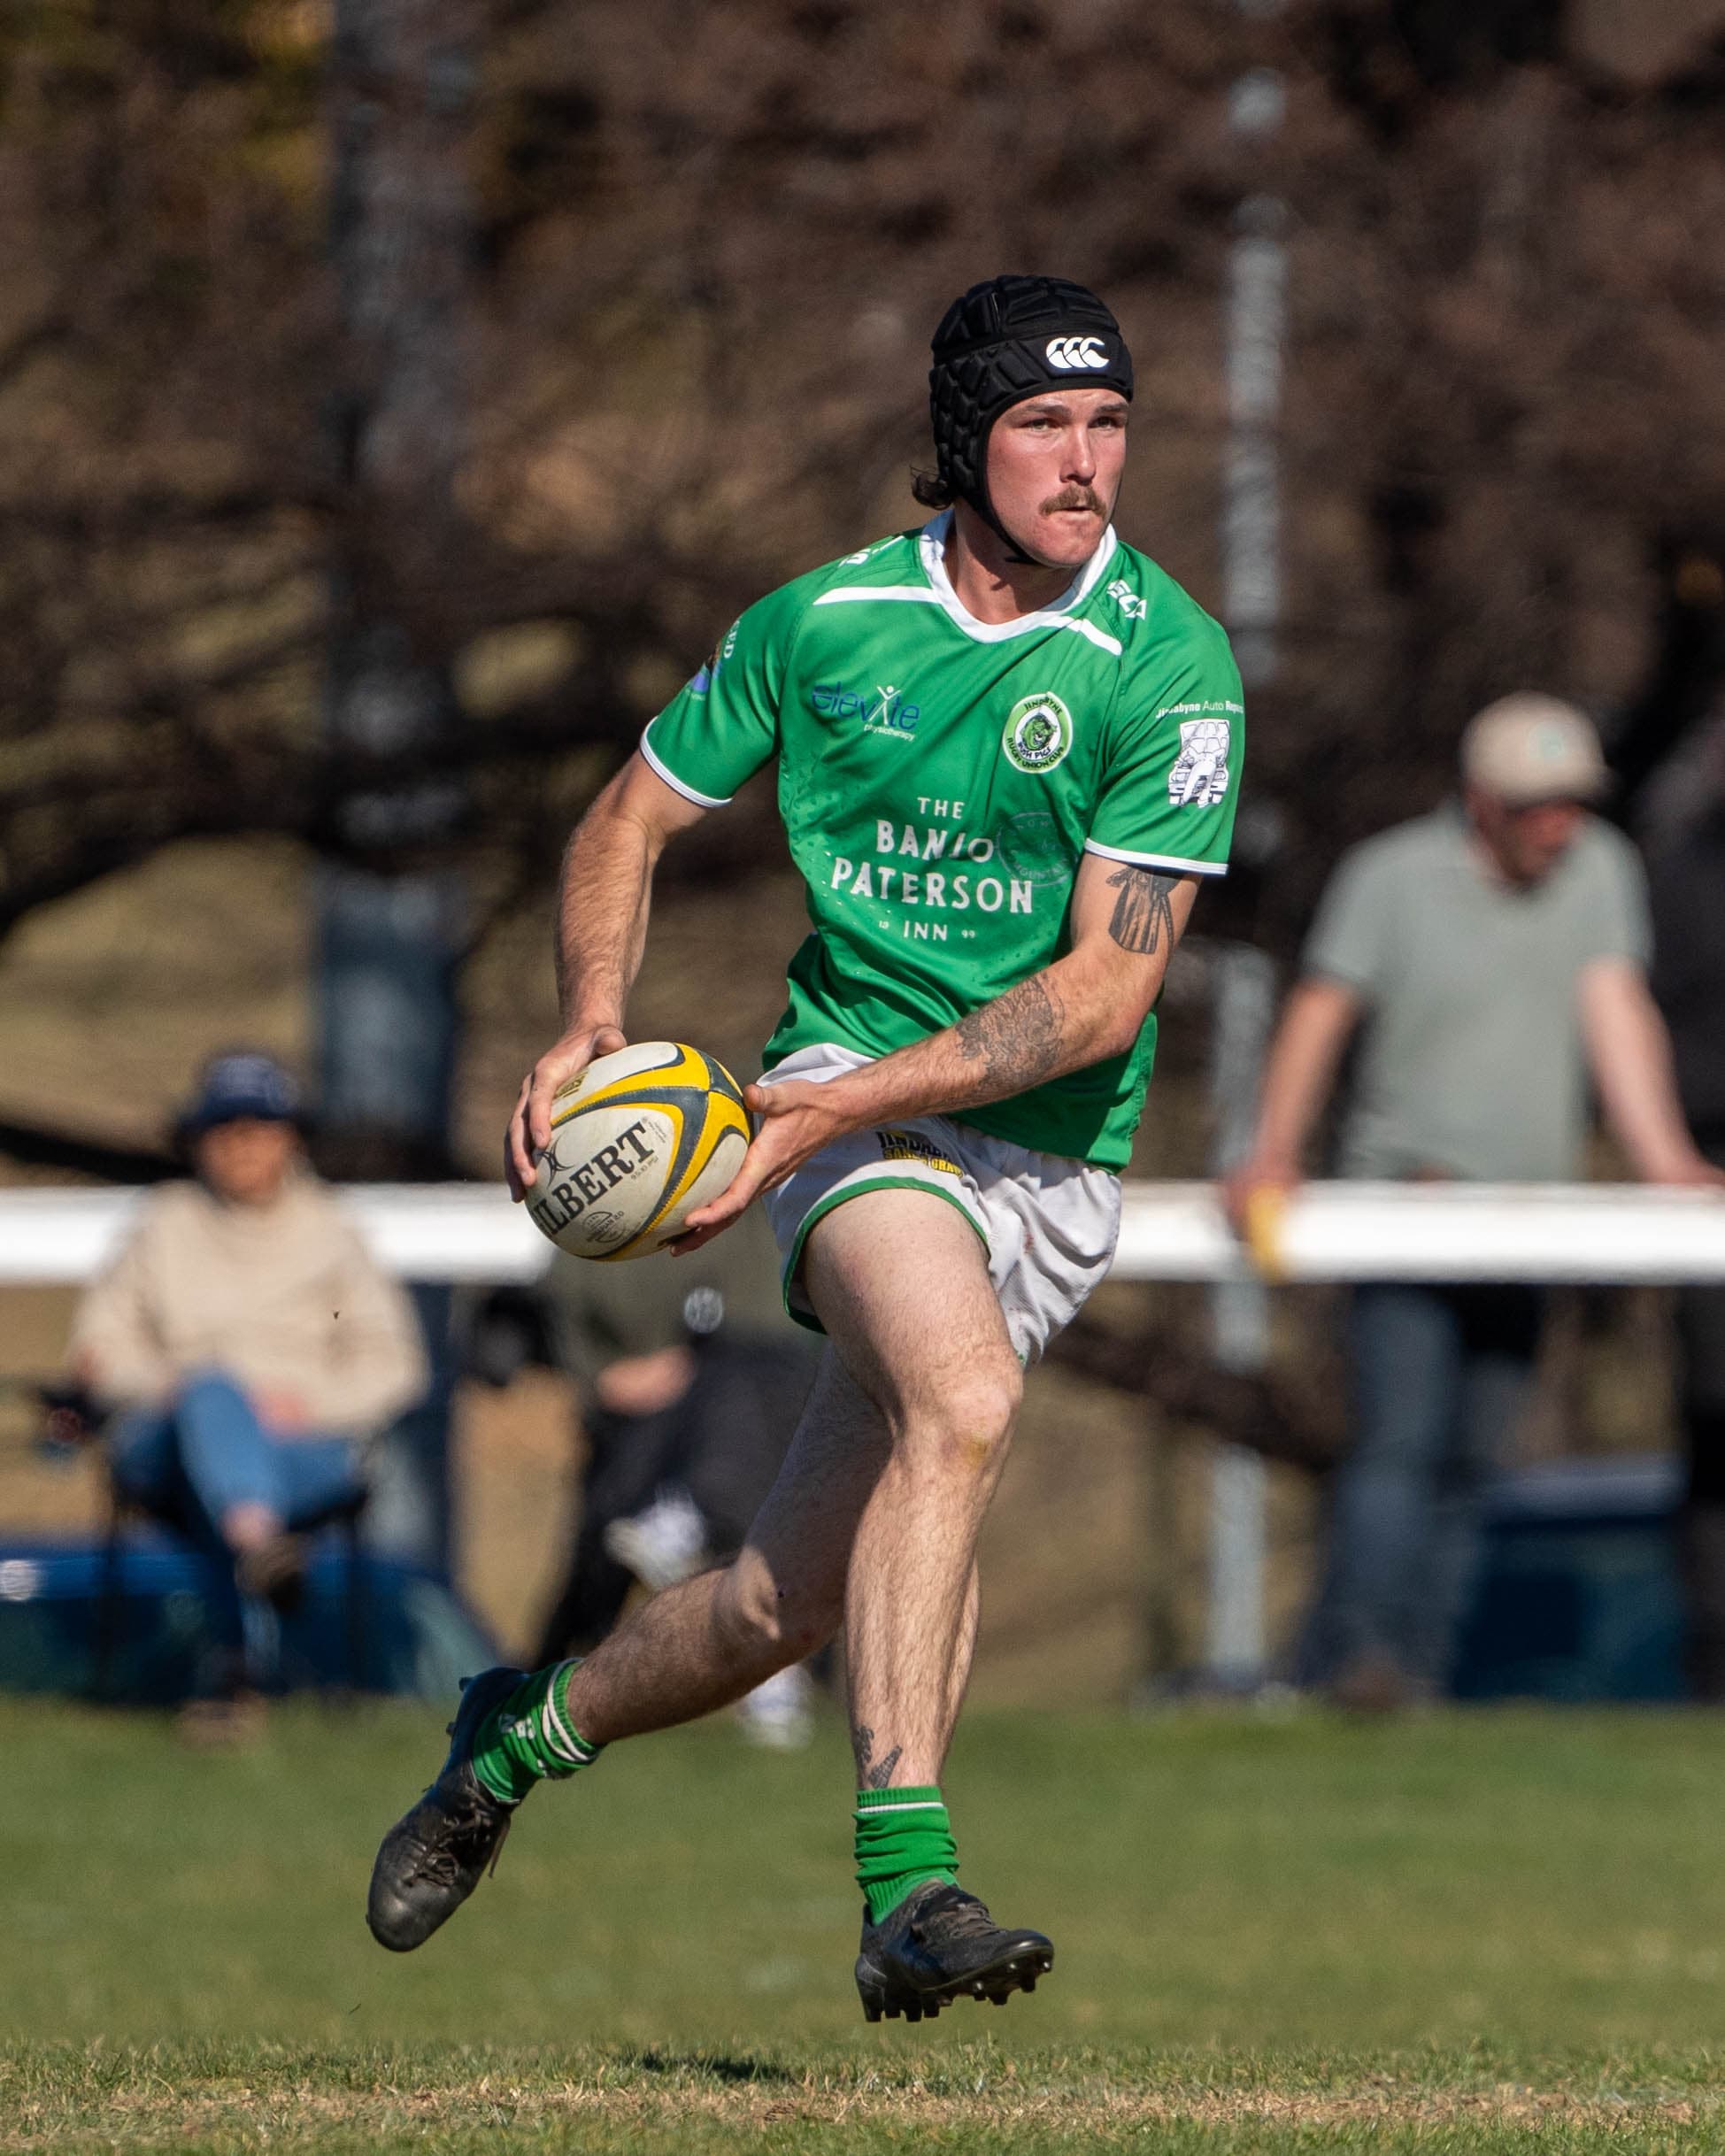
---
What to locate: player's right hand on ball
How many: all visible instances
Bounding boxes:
[504,1022,628,1200]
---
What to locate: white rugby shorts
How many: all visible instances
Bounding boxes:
[753,1042,1121,1366]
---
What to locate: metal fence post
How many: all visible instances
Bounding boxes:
[1205,945,1278,1686]
[1204,1,1288,1689]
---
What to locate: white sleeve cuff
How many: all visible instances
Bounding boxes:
[638,728,734,809]
[1083,839,1228,876]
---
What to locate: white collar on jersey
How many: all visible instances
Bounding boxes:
[811,512,1123,655]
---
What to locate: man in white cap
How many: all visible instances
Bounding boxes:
[1228,694,1723,1706]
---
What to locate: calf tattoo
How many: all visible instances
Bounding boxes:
[852,1721,903,1790]
[1106,866,1178,956]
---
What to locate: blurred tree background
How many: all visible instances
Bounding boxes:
[4,0,1723,1050]
[3,0,1724,1670]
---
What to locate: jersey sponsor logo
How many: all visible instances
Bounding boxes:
[874,818,992,862]
[877,1128,962,1175]
[810,681,921,737]
[829,851,1034,934]
[995,810,1076,889]
[1106,577,1148,622]
[866,682,920,737]
[1044,335,1109,371]
[1168,716,1232,806]
[689,620,741,697]
[1002,691,1074,775]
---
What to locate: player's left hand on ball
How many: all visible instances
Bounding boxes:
[672,1080,844,1252]
[504,1021,628,1200]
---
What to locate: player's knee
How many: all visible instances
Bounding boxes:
[911,1357,1022,1476]
[723,1552,840,1666]
[774,1585,841,1664]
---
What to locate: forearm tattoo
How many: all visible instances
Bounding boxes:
[852,1721,904,1790]
[954,974,1065,1093]
[1106,866,1178,956]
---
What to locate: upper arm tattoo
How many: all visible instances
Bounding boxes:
[954,974,1065,1092]
[1106,867,1178,956]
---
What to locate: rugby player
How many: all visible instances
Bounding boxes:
[369,274,1244,2021]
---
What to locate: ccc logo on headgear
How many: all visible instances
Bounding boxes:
[1044,335,1108,371]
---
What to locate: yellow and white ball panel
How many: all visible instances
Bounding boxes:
[527,1041,751,1261]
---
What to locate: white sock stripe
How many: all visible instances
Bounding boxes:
[540,1664,597,1764]
[540,1721,593,1767]
[853,1799,947,1817]
[531,1727,591,1775]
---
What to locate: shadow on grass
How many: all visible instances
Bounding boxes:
[621,2046,798,2087]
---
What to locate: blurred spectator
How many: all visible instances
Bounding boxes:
[1647,728,1725,1698]
[1229,697,1725,1708]
[69,1052,427,1721]
[513,1205,820,1746]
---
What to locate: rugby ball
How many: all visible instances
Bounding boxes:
[527,1041,751,1262]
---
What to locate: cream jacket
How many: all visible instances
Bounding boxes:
[70,1173,427,1439]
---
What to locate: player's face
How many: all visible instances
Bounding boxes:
[1468,789,1588,886]
[195,1117,300,1205]
[986,389,1128,568]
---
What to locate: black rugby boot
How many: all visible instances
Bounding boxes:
[855,1883,1054,2022]
[367,1667,525,1952]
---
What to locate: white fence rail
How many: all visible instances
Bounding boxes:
[4,1180,1725,1286]
[8,1177,1718,1692]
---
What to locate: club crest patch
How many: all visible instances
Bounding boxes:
[1168,716,1231,806]
[1002,692,1074,775]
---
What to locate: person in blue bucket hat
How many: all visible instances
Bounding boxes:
[68,1051,427,1731]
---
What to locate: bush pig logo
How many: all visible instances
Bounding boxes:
[1003,692,1074,776]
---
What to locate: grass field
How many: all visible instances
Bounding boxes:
[6,1698,1725,2150]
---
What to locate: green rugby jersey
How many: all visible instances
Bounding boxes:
[642,513,1244,1168]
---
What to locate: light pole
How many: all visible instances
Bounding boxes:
[319,0,477,1573]
[1203,9,1287,1690]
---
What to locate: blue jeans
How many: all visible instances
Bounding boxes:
[111,1372,363,1535]
[1298,1284,1543,1692]
[109,1372,365,1659]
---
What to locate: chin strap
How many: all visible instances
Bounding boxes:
[962,490,1051,571]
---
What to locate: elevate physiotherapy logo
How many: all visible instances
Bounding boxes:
[811,681,921,739]
[1002,692,1074,775]
[865,683,920,738]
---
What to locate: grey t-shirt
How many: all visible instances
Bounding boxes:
[1303,805,1652,1182]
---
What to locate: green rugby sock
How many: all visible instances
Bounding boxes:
[471,1660,602,1806]
[854,1786,959,1923]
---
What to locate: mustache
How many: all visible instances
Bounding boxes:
[1040,486,1106,516]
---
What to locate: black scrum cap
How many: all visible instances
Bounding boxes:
[928,274,1133,554]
